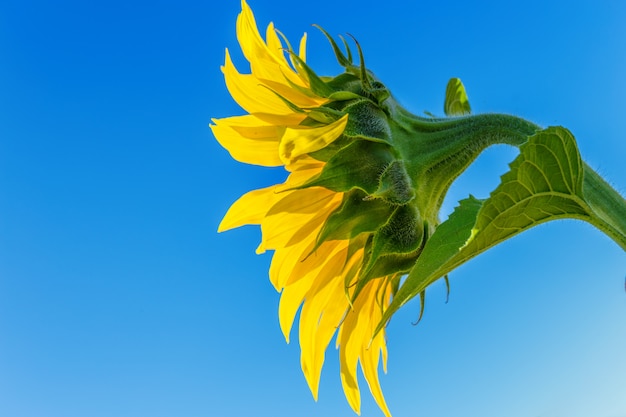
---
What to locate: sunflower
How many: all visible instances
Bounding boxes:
[211,2,626,416]
[212,1,543,416]
[211,1,408,415]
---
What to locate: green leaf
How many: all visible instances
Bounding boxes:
[444,78,471,116]
[376,126,592,334]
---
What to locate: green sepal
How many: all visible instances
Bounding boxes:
[370,160,415,205]
[369,204,424,261]
[306,135,352,162]
[324,73,361,92]
[353,204,425,300]
[303,139,394,194]
[390,274,401,296]
[316,189,393,244]
[264,37,321,102]
[282,75,326,101]
[305,106,344,124]
[273,28,301,73]
[361,251,420,284]
[261,85,306,114]
[444,77,471,116]
[313,24,352,67]
[339,34,353,64]
[368,80,391,105]
[343,100,392,144]
[353,250,419,303]
[347,34,372,90]
[327,91,364,101]
[412,290,426,325]
[285,51,336,98]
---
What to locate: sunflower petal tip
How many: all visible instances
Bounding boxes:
[255,243,266,254]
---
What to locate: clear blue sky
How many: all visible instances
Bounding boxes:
[1,1,625,416]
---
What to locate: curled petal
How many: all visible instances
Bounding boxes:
[223,49,294,115]
[218,185,277,232]
[298,33,307,62]
[237,1,304,88]
[279,114,349,163]
[211,115,284,166]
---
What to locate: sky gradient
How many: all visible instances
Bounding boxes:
[1,1,625,416]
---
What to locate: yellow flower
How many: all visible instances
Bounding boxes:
[212,1,398,416]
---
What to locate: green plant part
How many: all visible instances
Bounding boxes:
[213,5,626,413]
[305,30,626,331]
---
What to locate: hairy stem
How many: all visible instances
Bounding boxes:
[582,164,626,251]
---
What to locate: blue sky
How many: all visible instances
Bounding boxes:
[1,1,625,416]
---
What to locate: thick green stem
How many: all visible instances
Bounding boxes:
[582,164,626,251]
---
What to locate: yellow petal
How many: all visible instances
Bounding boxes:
[212,114,275,132]
[278,275,310,344]
[237,0,277,67]
[337,280,380,414]
[283,239,345,287]
[277,239,342,342]
[305,281,350,396]
[223,49,292,115]
[237,0,305,89]
[211,116,285,166]
[299,246,349,398]
[285,155,324,172]
[218,185,277,232]
[260,210,320,252]
[361,336,391,417]
[251,111,307,126]
[339,322,362,414]
[266,186,336,216]
[300,284,345,399]
[336,279,393,417]
[269,239,313,290]
[260,190,340,251]
[265,22,286,64]
[274,157,324,190]
[358,282,392,417]
[298,33,307,62]
[279,114,349,163]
